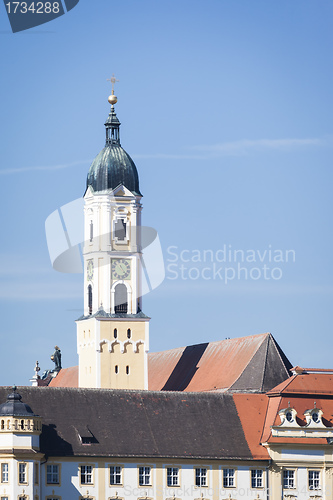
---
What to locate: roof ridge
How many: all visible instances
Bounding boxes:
[268,333,292,378]
[10,385,239,398]
[259,334,271,392]
[150,332,270,357]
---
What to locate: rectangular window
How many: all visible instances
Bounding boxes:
[223,468,235,488]
[139,466,151,486]
[110,466,122,485]
[283,470,295,489]
[309,470,320,490]
[47,464,59,484]
[167,467,179,486]
[1,463,8,483]
[80,465,93,484]
[195,468,207,487]
[19,463,27,484]
[251,469,263,488]
[114,218,127,241]
[34,462,39,484]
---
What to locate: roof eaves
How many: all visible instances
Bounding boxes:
[266,375,297,396]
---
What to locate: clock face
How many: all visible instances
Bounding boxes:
[87,260,94,281]
[112,258,131,280]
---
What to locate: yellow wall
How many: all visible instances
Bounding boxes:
[77,318,149,390]
[77,318,97,388]
[100,320,147,390]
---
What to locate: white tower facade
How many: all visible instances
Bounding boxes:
[83,184,143,316]
[76,88,150,390]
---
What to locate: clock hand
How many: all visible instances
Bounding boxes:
[115,264,123,274]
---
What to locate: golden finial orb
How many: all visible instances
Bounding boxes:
[108,94,118,105]
[107,74,119,106]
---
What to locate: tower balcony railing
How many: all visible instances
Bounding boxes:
[115,303,128,314]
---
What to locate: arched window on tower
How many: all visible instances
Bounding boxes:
[127,329,131,339]
[88,285,93,315]
[89,220,93,242]
[114,283,128,314]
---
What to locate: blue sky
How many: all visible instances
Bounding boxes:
[0,0,332,385]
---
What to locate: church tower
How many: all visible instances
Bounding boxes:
[76,81,150,389]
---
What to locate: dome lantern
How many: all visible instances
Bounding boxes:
[86,80,142,196]
[105,74,120,146]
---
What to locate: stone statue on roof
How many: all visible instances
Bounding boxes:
[51,345,62,371]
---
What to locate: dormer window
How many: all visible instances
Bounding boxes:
[312,412,319,423]
[286,411,293,422]
[304,408,324,426]
[278,407,297,425]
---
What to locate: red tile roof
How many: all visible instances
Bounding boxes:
[49,366,78,387]
[266,373,333,396]
[148,333,290,392]
[233,393,269,459]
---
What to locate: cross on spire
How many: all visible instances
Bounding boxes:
[107,74,119,95]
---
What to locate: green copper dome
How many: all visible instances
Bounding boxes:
[86,104,142,196]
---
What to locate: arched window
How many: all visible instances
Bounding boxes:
[20,420,24,430]
[1,420,4,430]
[89,220,93,242]
[126,365,130,375]
[115,365,119,374]
[127,329,131,339]
[114,328,117,339]
[88,285,92,315]
[114,284,128,314]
